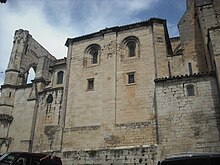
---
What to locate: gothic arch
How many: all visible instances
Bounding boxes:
[26,67,36,84]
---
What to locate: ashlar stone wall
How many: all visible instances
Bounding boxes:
[7,86,36,152]
[156,74,220,157]
[63,22,165,151]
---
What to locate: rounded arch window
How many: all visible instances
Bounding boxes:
[122,36,140,58]
[46,94,53,103]
[127,41,136,57]
[84,44,101,66]
[90,48,98,64]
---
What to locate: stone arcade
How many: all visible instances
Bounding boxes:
[1,0,220,164]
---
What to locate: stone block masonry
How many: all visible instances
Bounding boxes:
[62,145,158,165]
[155,74,220,156]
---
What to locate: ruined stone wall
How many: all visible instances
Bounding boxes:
[4,29,56,86]
[156,75,220,157]
[0,29,57,153]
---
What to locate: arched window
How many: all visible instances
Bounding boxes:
[57,71,64,84]
[84,44,101,67]
[122,36,139,58]
[26,67,36,84]
[90,49,98,64]
[187,84,195,96]
[127,41,136,57]
[46,94,53,103]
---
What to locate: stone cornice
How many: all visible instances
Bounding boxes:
[154,71,215,83]
[64,125,101,132]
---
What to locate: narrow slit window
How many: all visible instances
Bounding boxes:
[188,62,193,75]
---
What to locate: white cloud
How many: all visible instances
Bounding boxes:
[117,0,159,12]
[0,0,183,86]
[0,0,74,85]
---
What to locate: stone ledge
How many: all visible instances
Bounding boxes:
[115,121,154,129]
[64,125,101,132]
[154,71,215,83]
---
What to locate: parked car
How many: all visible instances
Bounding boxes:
[0,152,62,165]
[158,152,220,165]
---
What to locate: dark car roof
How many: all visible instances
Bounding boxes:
[162,152,220,162]
[0,152,62,164]
[4,152,47,158]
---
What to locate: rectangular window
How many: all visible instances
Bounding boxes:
[57,71,64,84]
[127,72,135,84]
[187,85,195,96]
[87,78,94,90]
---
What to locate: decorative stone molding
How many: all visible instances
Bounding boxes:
[0,114,13,122]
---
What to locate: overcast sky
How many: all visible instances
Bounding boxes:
[0,0,186,86]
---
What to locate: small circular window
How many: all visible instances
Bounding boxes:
[46,94,53,103]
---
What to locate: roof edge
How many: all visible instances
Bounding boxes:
[65,18,166,47]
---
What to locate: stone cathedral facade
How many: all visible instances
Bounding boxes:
[1,0,220,164]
